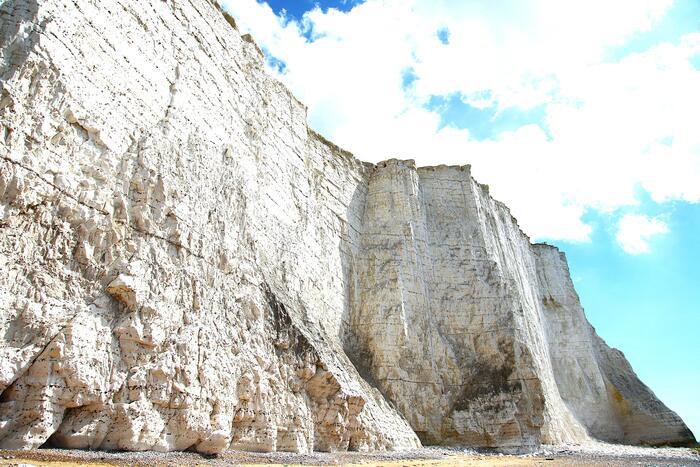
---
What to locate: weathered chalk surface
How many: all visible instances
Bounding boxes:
[0,0,695,454]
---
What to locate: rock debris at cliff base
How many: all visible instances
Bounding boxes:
[1,444,699,466]
[0,0,695,455]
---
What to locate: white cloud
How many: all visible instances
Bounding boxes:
[616,214,669,254]
[222,0,700,243]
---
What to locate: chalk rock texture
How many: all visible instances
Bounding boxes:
[0,0,694,454]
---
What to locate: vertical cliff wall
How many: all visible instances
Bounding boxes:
[0,0,694,454]
[0,0,419,453]
[343,160,693,448]
[344,161,583,448]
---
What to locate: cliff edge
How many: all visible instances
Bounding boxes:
[0,0,694,454]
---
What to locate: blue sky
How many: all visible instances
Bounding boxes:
[605,0,700,60]
[223,0,700,439]
[561,199,700,440]
[261,0,358,18]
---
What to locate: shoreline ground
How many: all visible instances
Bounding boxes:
[0,443,698,466]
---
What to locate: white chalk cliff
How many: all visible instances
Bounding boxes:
[0,0,695,455]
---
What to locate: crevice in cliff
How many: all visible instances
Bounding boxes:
[0,303,85,403]
[1,155,108,215]
[39,406,78,449]
[0,0,43,82]
[263,282,317,360]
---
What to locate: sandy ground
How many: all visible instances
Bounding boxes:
[0,443,698,466]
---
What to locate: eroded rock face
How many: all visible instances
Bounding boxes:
[0,0,419,453]
[343,161,694,448]
[534,245,695,446]
[0,0,694,454]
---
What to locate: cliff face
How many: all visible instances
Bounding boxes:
[0,0,694,455]
[343,162,693,448]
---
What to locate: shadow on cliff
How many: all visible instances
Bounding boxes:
[0,0,40,82]
[338,178,383,391]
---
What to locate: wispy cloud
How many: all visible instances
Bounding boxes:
[616,214,669,254]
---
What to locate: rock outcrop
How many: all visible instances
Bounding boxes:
[0,0,694,455]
